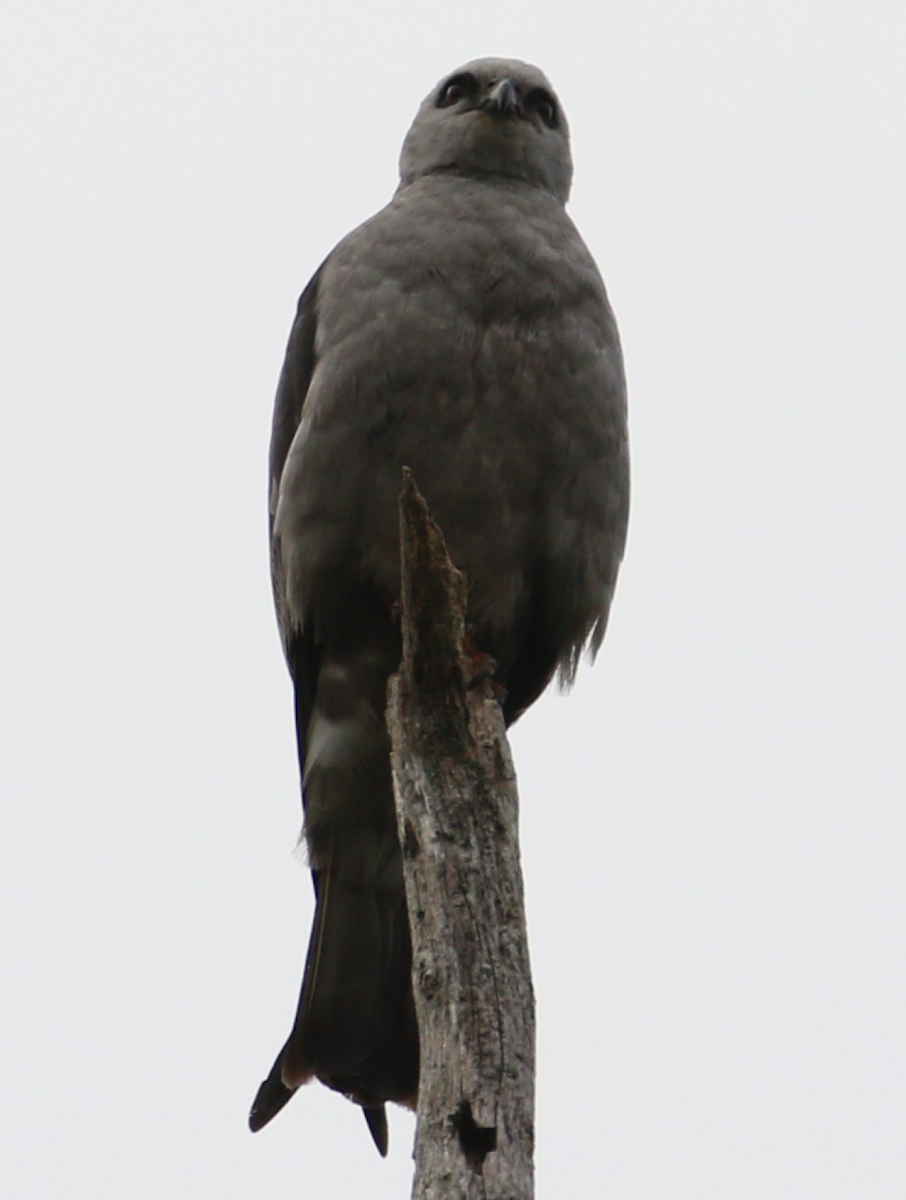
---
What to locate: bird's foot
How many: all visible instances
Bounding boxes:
[463,627,507,705]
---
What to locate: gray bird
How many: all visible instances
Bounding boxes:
[249,57,629,1156]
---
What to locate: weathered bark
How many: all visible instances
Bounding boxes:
[387,469,535,1200]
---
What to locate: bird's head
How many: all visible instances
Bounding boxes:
[399,58,573,203]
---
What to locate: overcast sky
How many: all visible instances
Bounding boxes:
[2,1,905,1197]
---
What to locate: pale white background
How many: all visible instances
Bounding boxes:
[2,1,904,1196]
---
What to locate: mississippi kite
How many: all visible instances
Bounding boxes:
[249,57,629,1155]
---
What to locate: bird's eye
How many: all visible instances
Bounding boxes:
[437,73,478,108]
[527,88,558,129]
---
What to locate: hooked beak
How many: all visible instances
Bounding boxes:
[481,78,522,118]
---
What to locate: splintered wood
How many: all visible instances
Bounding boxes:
[387,469,534,1200]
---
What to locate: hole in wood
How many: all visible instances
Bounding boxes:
[451,1099,497,1170]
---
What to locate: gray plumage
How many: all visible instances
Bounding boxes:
[249,58,629,1155]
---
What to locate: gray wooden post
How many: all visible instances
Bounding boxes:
[387,469,535,1200]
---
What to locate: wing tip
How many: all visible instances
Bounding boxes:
[363,1104,389,1157]
[248,1052,303,1133]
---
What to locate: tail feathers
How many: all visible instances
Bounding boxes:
[249,1058,392,1158]
[283,868,395,1087]
[249,858,419,1149]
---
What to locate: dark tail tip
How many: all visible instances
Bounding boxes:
[363,1105,389,1157]
[249,1054,297,1133]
